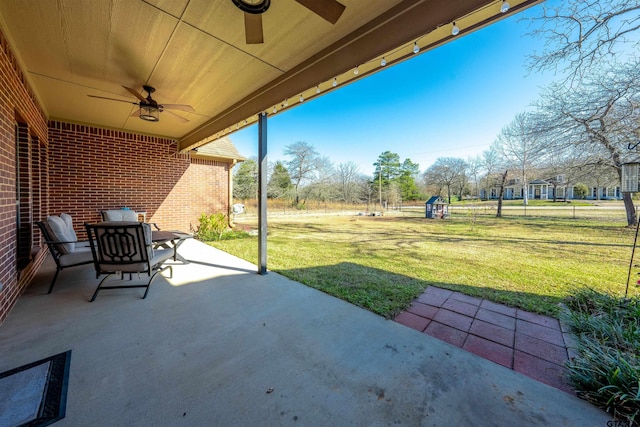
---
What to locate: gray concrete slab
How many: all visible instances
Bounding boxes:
[0,239,611,426]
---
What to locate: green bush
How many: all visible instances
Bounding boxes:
[192,212,252,242]
[573,183,589,199]
[193,212,228,241]
[563,288,640,424]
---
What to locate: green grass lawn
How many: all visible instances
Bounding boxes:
[211,212,638,318]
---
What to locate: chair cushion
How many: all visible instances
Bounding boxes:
[58,246,93,267]
[47,215,75,254]
[151,248,174,266]
[60,213,78,241]
[102,210,138,222]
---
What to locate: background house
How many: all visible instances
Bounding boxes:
[480,172,622,201]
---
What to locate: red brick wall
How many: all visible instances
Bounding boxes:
[47,121,231,237]
[0,25,232,324]
[0,28,49,323]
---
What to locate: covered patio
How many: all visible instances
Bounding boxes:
[1,239,609,425]
[0,0,614,424]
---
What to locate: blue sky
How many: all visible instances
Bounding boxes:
[230,3,554,177]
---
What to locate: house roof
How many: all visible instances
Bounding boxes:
[529,179,550,185]
[0,0,540,152]
[427,196,447,205]
[191,137,246,163]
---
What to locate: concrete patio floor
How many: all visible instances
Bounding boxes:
[0,239,611,426]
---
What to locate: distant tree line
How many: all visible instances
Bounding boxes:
[233,143,427,210]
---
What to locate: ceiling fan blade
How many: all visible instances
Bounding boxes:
[122,86,147,102]
[161,104,195,112]
[163,109,190,123]
[88,94,137,105]
[294,0,345,24]
[244,12,264,44]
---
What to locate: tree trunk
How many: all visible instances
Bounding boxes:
[623,192,637,226]
[496,170,508,218]
[613,164,636,226]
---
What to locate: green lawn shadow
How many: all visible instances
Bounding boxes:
[277,261,565,319]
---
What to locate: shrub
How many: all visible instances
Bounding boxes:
[192,212,253,241]
[563,288,640,424]
[573,183,589,199]
[192,212,228,241]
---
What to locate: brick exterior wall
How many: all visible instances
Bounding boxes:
[47,121,231,237]
[0,28,49,323]
[0,27,233,324]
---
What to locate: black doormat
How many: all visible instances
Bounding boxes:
[0,350,71,427]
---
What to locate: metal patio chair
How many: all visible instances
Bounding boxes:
[85,222,175,302]
[36,214,94,294]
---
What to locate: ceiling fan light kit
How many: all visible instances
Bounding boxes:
[139,105,160,122]
[88,85,193,123]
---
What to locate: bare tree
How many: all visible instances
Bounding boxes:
[524,0,640,84]
[424,157,466,203]
[467,155,482,200]
[302,156,336,207]
[480,147,502,199]
[285,141,321,205]
[455,163,470,202]
[336,161,361,204]
[534,59,640,225]
[494,112,547,206]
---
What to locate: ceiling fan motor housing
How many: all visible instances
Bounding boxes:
[141,85,160,108]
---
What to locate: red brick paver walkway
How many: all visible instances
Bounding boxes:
[394,286,576,394]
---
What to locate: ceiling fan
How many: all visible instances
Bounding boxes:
[232,0,346,44]
[88,85,195,123]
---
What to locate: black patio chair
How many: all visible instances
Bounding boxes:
[36,215,94,294]
[85,222,175,302]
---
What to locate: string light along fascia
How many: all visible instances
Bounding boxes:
[215,0,505,136]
